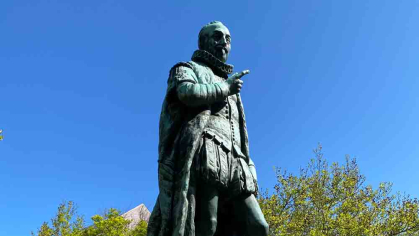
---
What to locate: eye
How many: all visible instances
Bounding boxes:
[226,36,231,43]
[213,33,222,41]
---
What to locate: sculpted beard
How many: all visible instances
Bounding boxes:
[214,46,228,62]
[203,37,229,62]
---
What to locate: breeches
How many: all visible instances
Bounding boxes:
[194,130,256,197]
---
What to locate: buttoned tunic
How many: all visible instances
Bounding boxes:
[173,60,257,198]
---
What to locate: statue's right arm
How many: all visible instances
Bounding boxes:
[172,65,230,107]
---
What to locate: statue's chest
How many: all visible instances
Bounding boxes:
[210,73,224,83]
[194,64,239,118]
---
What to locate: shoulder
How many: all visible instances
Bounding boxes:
[169,60,213,84]
[169,62,195,77]
[171,61,193,71]
[170,60,212,73]
[167,62,199,85]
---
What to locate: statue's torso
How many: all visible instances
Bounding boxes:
[206,75,241,150]
[190,62,252,197]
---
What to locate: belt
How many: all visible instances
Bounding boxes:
[203,129,231,153]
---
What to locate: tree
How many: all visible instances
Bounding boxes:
[83,208,130,236]
[32,202,148,236]
[31,201,84,236]
[128,220,147,236]
[258,144,419,236]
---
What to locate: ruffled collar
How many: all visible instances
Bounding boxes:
[191,50,234,78]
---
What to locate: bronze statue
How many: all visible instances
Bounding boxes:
[147,21,269,236]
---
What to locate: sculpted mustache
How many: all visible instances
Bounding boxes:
[215,46,227,53]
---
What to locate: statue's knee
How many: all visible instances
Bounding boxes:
[208,217,217,235]
[197,217,217,236]
[250,220,269,236]
[261,221,269,236]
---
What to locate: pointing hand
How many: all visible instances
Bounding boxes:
[226,70,250,95]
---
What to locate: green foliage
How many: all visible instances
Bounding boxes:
[83,208,130,236]
[128,220,148,236]
[32,201,84,236]
[34,222,53,236]
[32,202,148,236]
[258,145,419,236]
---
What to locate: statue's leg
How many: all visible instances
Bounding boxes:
[233,193,269,236]
[195,184,219,236]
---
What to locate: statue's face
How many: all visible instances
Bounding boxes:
[202,24,231,63]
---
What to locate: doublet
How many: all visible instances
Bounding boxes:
[172,56,256,196]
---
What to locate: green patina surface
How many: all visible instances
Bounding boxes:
[147,21,268,236]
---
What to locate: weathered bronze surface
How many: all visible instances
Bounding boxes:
[147,21,269,236]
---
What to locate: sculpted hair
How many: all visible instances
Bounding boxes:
[198,21,225,50]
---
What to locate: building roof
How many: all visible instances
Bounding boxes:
[121,204,151,229]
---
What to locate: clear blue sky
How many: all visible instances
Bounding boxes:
[1,1,419,235]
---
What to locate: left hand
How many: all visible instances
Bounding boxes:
[249,164,257,181]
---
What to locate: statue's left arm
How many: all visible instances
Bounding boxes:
[248,158,257,181]
[235,93,259,193]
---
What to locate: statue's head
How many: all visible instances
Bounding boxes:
[198,21,231,63]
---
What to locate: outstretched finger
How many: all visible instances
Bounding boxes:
[230,72,239,80]
[238,70,250,79]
